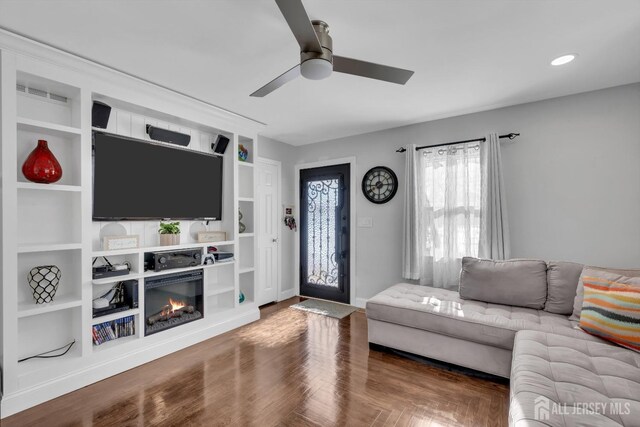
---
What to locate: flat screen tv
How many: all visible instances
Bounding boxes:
[93,132,223,220]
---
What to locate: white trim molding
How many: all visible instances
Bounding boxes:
[294,157,357,306]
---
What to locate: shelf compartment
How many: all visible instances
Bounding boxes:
[238,233,255,238]
[17,190,81,246]
[238,136,255,164]
[18,295,82,318]
[238,235,255,270]
[238,200,254,234]
[18,249,82,309]
[239,270,255,305]
[17,307,82,389]
[17,71,81,128]
[207,292,235,314]
[17,124,81,187]
[238,164,254,199]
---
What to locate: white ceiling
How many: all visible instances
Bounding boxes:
[1,0,639,145]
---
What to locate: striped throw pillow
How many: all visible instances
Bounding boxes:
[579,267,640,353]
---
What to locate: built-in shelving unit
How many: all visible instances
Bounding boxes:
[0,37,263,418]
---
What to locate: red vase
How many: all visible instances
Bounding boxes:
[22,139,63,184]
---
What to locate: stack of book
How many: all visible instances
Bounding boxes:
[92,315,135,346]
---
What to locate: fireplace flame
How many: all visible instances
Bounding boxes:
[161,298,186,316]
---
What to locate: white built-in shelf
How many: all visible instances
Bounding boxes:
[238,197,254,203]
[92,272,141,286]
[92,248,141,257]
[91,308,140,325]
[91,240,235,257]
[18,243,82,253]
[238,233,254,238]
[239,267,255,274]
[207,286,235,297]
[143,260,235,278]
[92,334,138,353]
[18,295,82,318]
[17,182,82,192]
[238,162,254,168]
[141,240,235,252]
[17,117,82,137]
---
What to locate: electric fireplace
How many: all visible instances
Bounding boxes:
[144,270,204,336]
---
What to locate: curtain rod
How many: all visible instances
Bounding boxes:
[396,133,520,153]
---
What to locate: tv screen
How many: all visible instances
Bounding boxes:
[93,132,223,220]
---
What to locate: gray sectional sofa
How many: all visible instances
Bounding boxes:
[366,259,640,427]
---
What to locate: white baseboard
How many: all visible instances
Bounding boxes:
[278,289,296,301]
[0,308,260,418]
[355,298,368,309]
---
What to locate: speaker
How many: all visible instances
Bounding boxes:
[212,135,230,154]
[146,125,191,146]
[92,101,111,129]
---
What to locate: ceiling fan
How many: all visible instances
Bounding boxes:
[250,0,415,97]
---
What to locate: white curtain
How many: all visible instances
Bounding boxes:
[402,133,509,289]
[479,133,510,259]
[402,144,420,280]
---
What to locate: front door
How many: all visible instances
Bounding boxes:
[300,164,350,304]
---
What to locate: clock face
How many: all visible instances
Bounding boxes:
[362,166,398,204]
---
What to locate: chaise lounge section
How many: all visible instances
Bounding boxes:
[366,258,640,426]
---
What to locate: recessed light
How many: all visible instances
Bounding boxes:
[551,54,577,66]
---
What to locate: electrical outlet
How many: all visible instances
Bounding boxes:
[357,217,373,228]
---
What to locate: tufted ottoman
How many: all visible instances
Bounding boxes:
[509,330,640,426]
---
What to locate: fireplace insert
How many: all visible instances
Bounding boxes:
[144,270,204,336]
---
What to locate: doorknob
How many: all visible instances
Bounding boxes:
[272,238,279,243]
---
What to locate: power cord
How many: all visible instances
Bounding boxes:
[18,340,76,363]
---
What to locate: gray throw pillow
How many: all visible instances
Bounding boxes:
[570,266,640,321]
[459,257,548,309]
[545,261,583,315]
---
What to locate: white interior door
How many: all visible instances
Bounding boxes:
[257,159,280,305]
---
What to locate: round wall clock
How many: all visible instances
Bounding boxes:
[362,166,398,204]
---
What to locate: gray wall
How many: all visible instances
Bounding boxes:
[261,83,640,302]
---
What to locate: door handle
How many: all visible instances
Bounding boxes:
[272,238,279,243]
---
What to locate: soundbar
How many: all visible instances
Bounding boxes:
[146,125,191,146]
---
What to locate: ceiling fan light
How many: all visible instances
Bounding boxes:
[301,58,332,80]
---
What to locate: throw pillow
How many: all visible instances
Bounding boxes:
[570,266,640,321]
[579,267,640,352]
[459,257,547,309]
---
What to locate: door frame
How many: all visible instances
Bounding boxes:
[256,158,282,304]
[295,157,357,306]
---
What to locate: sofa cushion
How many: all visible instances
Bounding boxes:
[459,257,548,309]
[366,283,597,351]
[509,330,640,427]
[544,261,583,315]
[571,267,640,321]
[579,268,640,353]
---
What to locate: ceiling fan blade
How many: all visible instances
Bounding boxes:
[250,64,301,97]
[275,0,323,53]
[333,56,414,84]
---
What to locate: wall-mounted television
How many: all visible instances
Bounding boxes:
[93,132,223,220]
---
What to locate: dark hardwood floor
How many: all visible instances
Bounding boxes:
[3,297,509,426]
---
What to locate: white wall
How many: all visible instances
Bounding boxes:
[273,83,640,302]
